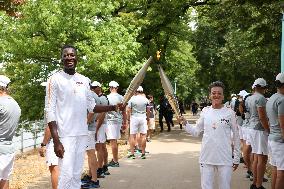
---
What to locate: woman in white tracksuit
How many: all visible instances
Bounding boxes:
[182,81,241,189]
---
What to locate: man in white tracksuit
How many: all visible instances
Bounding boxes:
[46,45,122,189]
[182,81,240,189]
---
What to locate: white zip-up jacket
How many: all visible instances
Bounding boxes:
[185,106,241,165]
[46,70,96,137]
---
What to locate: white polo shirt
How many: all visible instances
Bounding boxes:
[128,95,149,118]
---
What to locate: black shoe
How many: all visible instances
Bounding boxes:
[262,177,268,182]
[108,159,120,167]
[81,180,100,188]
[97,168,105,178]
[141,154,146,159]
[103,165,110,175]
[127,154,136,159]
[240,157,244,163]
[256,186,266,189]
[179,124,182,129]
[246,170,253,179]
[81,175,91,184]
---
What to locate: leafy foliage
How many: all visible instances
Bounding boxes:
[192,0,281,98]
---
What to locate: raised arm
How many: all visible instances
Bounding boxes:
[183,111,205,137]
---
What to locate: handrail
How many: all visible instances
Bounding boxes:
[14,120,46,153]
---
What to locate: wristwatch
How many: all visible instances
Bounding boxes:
[41,143,46,147]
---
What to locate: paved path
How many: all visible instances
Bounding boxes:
[26,115,271,189]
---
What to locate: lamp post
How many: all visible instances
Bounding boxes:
[281,2,284,72]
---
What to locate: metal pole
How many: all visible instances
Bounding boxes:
[34,122,37,149]
[282,13,284,72]
[21,126,24,153]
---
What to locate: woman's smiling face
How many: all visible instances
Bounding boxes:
[210,86,224,107]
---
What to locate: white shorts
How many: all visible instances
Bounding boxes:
[250,130,268,155]
[268,140,284,170]
[86,131,96,150]
[245,128,253,145]
[46,140,59,166]
[148,118,155,130]
[130,116,148,135]
[58,136,87,189]
[200,163,232,189]
[96,124,107,143]
[106,120,122,140]
[0,153,15,180]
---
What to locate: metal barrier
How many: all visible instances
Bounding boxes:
[13,120,45,153]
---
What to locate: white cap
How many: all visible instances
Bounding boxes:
[231,94,236,97]
[40,82,47,87]
[238,90,248,98]
[91,81,101,87]
[253,78,267,88]
[137,86,143,92]
[0,75,11,87]
[109,81,119,87]
[276,73,284,83]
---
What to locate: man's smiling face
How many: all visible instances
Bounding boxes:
[62,47,77,71]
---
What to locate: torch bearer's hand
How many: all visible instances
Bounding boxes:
[115,103,126,112]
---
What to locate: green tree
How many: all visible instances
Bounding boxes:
[0,0,142,121]
[192,0,281,98]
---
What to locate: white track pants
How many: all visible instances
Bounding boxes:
[58,136,87,189]
[200,164,232,189]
